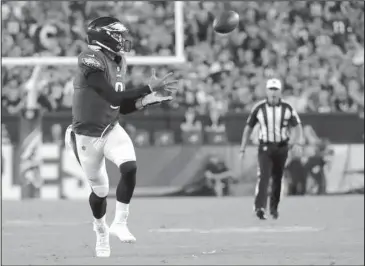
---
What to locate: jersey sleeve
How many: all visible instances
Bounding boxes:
[246,104,260,128]
[288,106,301,127]
[78,51,106,77]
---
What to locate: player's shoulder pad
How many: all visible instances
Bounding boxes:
[78,47,105,71]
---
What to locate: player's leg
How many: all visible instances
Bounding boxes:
[103,124,137,243]
[270,146,289,219]
[72,132,110,257]
[254,145,273,220]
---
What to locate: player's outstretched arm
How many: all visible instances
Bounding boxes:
[84,70,178,107]
[118,69,178,114]
[85,71,152,106]
[79,54,178,108]
[119,92,173,114]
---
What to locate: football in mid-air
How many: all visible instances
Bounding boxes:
[213,11,239,34]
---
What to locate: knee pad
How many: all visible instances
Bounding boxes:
[119,161,137,176]
[92,185,109,198]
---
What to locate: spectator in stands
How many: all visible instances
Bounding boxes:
[1,124,11,144]
[180,108,203,144]
[181,108,202,132]
[1,83,23,114]
[204,108,227,144]
[1,1,364,114]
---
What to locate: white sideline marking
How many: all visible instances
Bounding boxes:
[3,220,90,227]
[149,226,322,234]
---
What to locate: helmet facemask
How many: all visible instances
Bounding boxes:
[105,31,132,53]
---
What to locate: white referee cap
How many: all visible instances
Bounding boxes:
[266,78,282,90]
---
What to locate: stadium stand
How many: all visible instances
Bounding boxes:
[2,1,364,115]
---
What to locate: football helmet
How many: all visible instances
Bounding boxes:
[87,17,132,54]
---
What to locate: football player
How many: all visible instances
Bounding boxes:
[64,17,178,257]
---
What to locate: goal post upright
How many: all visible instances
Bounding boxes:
[175,1,185,60]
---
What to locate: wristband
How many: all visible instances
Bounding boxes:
[135,98,144,109]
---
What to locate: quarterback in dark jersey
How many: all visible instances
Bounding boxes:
[64,17,178,258]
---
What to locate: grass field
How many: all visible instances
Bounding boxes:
[2,196,364,265]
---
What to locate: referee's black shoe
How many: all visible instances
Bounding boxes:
[255,208,267,220]
[270,209,279,220]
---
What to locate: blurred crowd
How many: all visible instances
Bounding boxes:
[2,1,364,115]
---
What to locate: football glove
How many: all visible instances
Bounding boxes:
[148,68,179,93]
[138,91,173,108]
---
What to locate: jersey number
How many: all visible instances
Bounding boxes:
[110,82,125,109]
[115,81,124,92]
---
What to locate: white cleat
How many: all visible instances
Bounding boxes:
[109,222,136,243]
[93,222,111,258]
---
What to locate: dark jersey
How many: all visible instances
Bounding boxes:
[72,46,131,137]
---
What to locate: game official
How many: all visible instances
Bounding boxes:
[239,78,304,220]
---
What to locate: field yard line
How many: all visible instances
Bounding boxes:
[149,226,323,234]
[3,220,90,227]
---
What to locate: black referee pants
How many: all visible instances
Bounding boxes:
[254,143,289,213]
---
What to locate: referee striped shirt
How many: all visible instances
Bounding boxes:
[246,99,301,143]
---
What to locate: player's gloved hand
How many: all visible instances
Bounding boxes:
[138,91,173,108]
[148,68,179,93]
